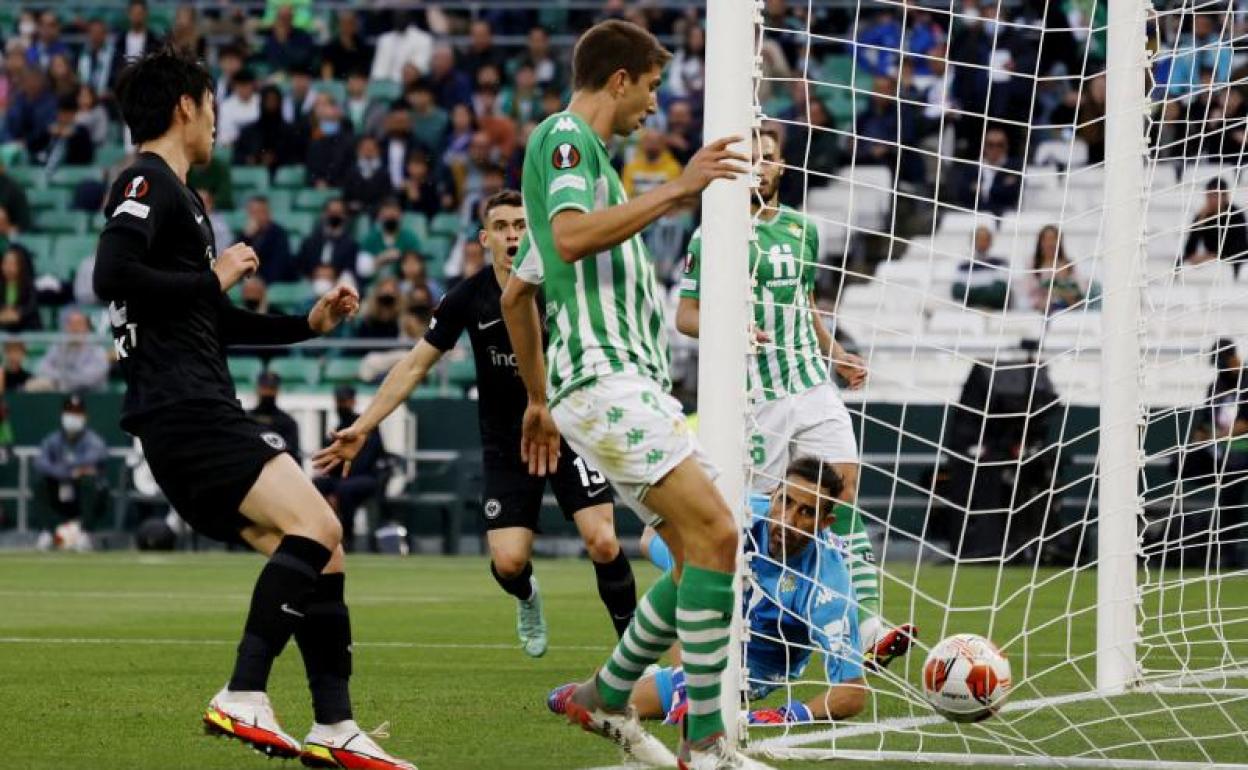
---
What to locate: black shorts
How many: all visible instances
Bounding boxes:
[480,437,613,532]
[131,400,289,545]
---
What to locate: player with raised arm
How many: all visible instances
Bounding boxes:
[93,49,413,770]
[551,458,868,727]
[500,19,770,770]
[675,128,915,672]
[313,190,637,656]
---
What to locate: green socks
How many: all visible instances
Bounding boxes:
[596,572,679,709]
[832,502,880,617]
[675,565,735,743]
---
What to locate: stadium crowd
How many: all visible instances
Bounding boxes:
[0,0,1238,395]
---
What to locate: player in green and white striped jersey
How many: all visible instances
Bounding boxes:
[676,128,916,672]
[500,19,771,770]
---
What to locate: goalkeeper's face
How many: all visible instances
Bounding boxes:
[612,66,662,136]
[767,474,825,558]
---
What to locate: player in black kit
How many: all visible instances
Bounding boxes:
[314,190,636,657]
[93,49,414,770]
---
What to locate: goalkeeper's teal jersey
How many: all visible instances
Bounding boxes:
[681,205,830,401]
[513,111,672,407]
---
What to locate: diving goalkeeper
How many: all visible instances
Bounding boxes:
[550,457,867,725]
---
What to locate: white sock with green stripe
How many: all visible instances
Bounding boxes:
[595,572,679,710]
[832,503,881,619]
[675,565,734,744]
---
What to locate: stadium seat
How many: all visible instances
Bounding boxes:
[446,357,476,388]
[222,209,249,234]
[423,235,453,263]
[324,357,361,384]
[281,211,318,240]
[95,144,127,168]
[311,80,347,105]
[233,166,270,195]
[403,213,429,242]
[228,357,263,385]
[273,166,306,189]
[51,235,97,278]
[266,281,312,310]
[366,80,401,103]
[34,210,88,235]
[429,212,462,238]
[45,167,100,189]
[294,188,337,212]
[27,188,68,212]
[266,189,294,214]
[13,234,53,263]
[4,165,42,189]
[268,357,322,387]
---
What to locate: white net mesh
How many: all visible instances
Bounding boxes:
[716,0,1248,765]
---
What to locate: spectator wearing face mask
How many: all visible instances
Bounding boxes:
[248,371,301,459]
[360,198,422,279]
[397,250,443,301]
[305,93,353,188]
[313,385,385,551]
[241,195,296,284]
[355,277,403,342]
[297,198,365,282]
[342,135,393,219]
[28,309,108,392]
[234,84,302,170]
[34,394,108,546]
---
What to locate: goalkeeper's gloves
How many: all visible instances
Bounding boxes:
[748,701,814,725]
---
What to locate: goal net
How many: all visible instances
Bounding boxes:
[697,0,1248,766]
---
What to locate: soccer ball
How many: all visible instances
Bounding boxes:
[922,633,1011,722]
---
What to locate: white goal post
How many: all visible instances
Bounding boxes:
[696,0,1248,766]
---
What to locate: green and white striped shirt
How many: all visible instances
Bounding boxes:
[681,205,830,401]
[513,111,672,406]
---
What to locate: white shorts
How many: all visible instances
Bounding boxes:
[749,382,859,492]
[551,374,717,527]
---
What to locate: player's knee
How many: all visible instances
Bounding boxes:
[842,680,868,718]
[583,527,620,563]
[491,549,529,578]
[303,507,343,550]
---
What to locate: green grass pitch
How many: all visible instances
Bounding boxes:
[1,552,1245,769]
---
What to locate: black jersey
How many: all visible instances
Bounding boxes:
[95,152,314,430]
[424,267,538,445]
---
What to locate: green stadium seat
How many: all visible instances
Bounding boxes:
[429,212,462,238]
[13,234,53,262]
[228,357,263,385]
[222,210,249,234]
[266,189,294,213]
[49,236,96,279]
[34,210,88,235]
[267,357,321,387]
[27,188,69,212]
[45,167,100,189]
[294,188,337,212]
[403,213,429,243]
[446,357,476,388]
[5,165,43,189]
[324,357,361,384]
[366,81,401,103]
[0,142,26,169]
[95,144,127,168]
[273,166,306,189]
[312,80,347,105]
[281,211,318,242]
[233,166,270,194]
[423,235,453,263]
[267,281,312,311]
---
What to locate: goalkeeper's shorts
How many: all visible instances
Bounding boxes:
[750,381,858,493]
[552,373,717,527]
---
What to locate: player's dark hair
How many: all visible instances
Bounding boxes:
[572,20,672,92]
[114,46,214,144]
[483,189,523,224]
[786,456,843,516]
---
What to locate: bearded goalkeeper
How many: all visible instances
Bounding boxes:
[675,128,914,669]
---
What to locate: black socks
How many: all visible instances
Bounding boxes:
[294,572,354,725]
[491,560,534,601]
[593,550,637,638]
[229,535,332,692]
